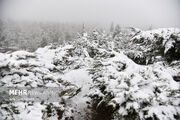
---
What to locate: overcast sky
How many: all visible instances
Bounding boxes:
[0,0,180,29]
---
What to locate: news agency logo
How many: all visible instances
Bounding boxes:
[9,89,28,96]
[8,88,56,96]
[0,87,66,102]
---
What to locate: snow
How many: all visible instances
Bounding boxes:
[88,41,180,119]
[61,68,92,120]
[17,102,45,120]
[132,28,180,58]
[133,28,180,41]
[0,28,180,120]
[164,39,175,54]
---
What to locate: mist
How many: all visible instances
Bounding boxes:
[0,0,180,29]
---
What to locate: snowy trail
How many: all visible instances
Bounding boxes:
[62,68,92,119]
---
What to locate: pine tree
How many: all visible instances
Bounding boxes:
[113,24,121,38]
[110,22,114,33]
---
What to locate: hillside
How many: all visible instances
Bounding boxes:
[0,28,180,120]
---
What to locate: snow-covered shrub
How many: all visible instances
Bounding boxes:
[129,28,180,64]
[0,44,89,119]
[0,28,180,120]
[88,50,180,120]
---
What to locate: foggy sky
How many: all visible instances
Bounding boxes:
[0,0,180,29]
